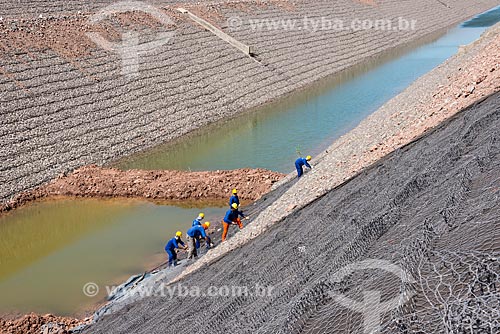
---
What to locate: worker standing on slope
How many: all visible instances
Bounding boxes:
[229,189,239,208]
[222,203,248,242]
[295,155,312,178]
[186,222,211,259]
[164,231,187,267]
[192,212,205,226]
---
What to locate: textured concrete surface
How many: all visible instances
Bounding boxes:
[2,0,499,203]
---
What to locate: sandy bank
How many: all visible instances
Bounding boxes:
[2,0,499,204]
[0,165,284,214]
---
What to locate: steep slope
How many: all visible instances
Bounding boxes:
[88,93,499,333]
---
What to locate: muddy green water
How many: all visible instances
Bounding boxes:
[0,198,225,315]
[1,6,499,316]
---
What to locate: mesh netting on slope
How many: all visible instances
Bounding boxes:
[89,94,499,334]
[383,251,500,334]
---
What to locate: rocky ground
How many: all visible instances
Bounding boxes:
[0,313,90,334]
[2,0,499,204]
[2,1,500,333]
[79,21,500,334]
[0,165,284,213]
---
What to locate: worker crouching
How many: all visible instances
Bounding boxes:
[295,155,312,178]
[186,222,211,259]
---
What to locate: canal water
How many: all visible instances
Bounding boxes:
[113,6,500,172]
[0,199,226,315]
[1,6,499,316]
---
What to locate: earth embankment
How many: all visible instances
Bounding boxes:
[0,166,284,213]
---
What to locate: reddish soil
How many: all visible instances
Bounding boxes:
[0,11,175,60]
[0,313,90,334]
[0,165,285,214]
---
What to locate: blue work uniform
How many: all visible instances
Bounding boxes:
[223,208,245,223]
[164,237,185,266]
[192,217,203,227]
[295,157,311,177]
[229,195,239,208]
[192,217,204,248]
[187,225,211,250]
[187,225,207,239]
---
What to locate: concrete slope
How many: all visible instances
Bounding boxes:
[2,0,499,202]
[88,92,500,332]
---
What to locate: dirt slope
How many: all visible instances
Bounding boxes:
[0,166,284,213]
[87,91,499,333]
[2,0,499,204]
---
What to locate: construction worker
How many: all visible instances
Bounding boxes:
[222,203,247,242]
[295,155,312,178]
[164,231,187,267]
[186,222,211,259]
[192,213,205,249]
[229,189,239,208]
[192,212,205,226]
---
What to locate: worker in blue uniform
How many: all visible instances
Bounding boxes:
[186,222,211,259]
[295,155,312,178]
[229,189,239,208]
[192,213,205,226]
[222,203,248,242]
[164,231,187,267]
[191,212,205,249]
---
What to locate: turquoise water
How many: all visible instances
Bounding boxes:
[1,6,499,316]
[114,6,500,173]
[461,5,500,28]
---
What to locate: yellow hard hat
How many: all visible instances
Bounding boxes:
[306,155,312,161]
[199,213,205,219]
[203,222,210,229]
[231,203,238,209]
[232,189,238,194]
[175,231,182,237]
